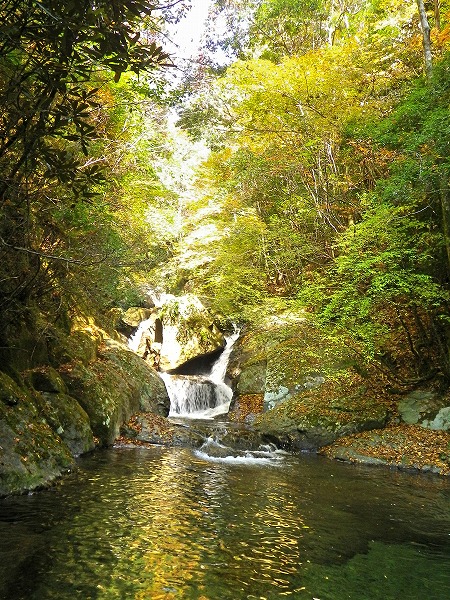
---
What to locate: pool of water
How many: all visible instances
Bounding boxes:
[0,446,449,599]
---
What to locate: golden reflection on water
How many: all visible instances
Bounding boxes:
[92,449,313,599]
[1,446,449,600]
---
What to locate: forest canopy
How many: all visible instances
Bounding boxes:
[0,0,182,327]
[1,0,450,389]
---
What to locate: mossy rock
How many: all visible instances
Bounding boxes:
[35,392,94,456]
[236,362,267,395]
[59,341,169,445]
[25,366,67,394]
[134,414,205,447]
[229,394,265,425]
[159,295,225,370]
[122,307,153,327]
[255,375,389,450]
[0,372,75,497]
[0,312,49,371]
[99,341,169,415]
[47,326,100,366]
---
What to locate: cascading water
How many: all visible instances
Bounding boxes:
[161,329,240,419]
[128,317,154,352]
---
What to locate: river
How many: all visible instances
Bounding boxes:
[0,445,449,599]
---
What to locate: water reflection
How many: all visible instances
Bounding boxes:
[0,447,449,599]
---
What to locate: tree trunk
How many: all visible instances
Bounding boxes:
[416,0,433,79]
[434,0,441,30]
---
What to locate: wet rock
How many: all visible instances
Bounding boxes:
[132,414,205,447]
[121,414,265,452]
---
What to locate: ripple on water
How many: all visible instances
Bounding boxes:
[0,446,449,600]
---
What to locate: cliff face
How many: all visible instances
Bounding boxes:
[0,311,169,497]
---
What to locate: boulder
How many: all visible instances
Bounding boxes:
[133,414,205,447]
[35,391,94,456]
[25,366,94,455]
[59,341,169,445]
[255,375,389,451]
[122,307,154,328]
[159,294,225,370]
[0,372,75,497]
[321,425,450,475]
[398,390,450,431]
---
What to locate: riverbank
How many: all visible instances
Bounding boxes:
[320,424,450,475]
[0,312,170,498]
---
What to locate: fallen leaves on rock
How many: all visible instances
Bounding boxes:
[321,425,450,475]
[116,413,178,447]
[229,394,264,423]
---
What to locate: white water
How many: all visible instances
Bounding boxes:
[128,317,153,352]
[194,438,286,465]
[162,329,240,419]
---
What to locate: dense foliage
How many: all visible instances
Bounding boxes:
[0,0,180,331]
[2,0,450,390]
[167,0,450,387]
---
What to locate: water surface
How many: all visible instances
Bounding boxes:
[0,446,449,599]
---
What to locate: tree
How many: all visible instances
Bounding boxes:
[306,53,450,383]
[0,1,177,322]
[417,0,433,78]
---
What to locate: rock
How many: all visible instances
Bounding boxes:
[35,392,94,456]
[0,372,75,497]
[128,414,264,451]
[227,320,334,415]
[263,375,326,411]
[132,414,205,447]
[229,393,264,425]
[398,390,450,431]
[59,342,169,445]
[255,376,389,451]
[122,307,154,328]
[0,313,49,372]
[159,294,225,370]
[424,406,450,430]
[321,425,450,475]
[263,386,290,410]
[25,366,67,394]
[236,362,267,395]
[47,324,101,366]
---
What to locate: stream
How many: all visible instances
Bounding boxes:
[0,447,449,599]
[1,328,448,599]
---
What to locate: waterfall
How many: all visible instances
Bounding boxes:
[128,317,153,352]
[162,329,240,419]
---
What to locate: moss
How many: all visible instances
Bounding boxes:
[25,366,67,393]
[35,391,94,456]
[122,307,153,327]
[59,341,169,445]
[255,373,389,450]
[0,372,75,497]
